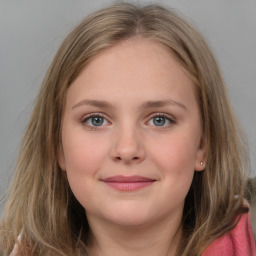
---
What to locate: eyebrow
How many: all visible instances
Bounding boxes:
[140,100,187,111]
[72,99,115,110]
[72,99,187,111]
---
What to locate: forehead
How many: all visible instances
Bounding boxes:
[66,38,198,109]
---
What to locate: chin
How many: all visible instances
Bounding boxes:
[100,204,157,227]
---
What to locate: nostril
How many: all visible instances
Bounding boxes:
[115,156,140,161]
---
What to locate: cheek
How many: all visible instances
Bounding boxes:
[61,131,109,197]
[158,137,196,201]
[62,132,109,207]
[147,131,199,192]
[150,133,199,170]
[63,130,106,174]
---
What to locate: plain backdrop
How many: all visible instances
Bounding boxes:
[1,1,256,209]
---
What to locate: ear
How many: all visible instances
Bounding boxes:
[194,135,208,172]
[58,145,66,171]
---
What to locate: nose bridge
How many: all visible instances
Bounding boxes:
[110,120,145,163]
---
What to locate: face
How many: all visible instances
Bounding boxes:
[59,39,206,227]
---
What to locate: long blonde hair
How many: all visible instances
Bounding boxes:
[0,2,249,256]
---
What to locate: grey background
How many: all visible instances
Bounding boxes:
[1,0,256,203]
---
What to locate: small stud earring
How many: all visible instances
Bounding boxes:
[200,161,204,165]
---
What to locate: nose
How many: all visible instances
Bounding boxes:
[110,126,146,164]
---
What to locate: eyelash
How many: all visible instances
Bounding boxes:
[81,112,175,129]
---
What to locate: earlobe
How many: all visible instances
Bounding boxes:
[58,146,66,171]
[194,160,205,172]
[194,136,208,172]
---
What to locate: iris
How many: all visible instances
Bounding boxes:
[153,116,166,126]
[91,116,104,126]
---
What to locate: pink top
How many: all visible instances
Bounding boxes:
[203,212,256,256]
[10,212,256,256]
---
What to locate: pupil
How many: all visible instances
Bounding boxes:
[92,117,103,126]
[154,117,165,126]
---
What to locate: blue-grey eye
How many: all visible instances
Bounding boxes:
[83,115,108,127]
[153,116,166,126]
[147,115,174,127]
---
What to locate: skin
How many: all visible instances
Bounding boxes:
[59,38,207,256]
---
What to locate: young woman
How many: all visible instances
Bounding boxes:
[1,2,255,256]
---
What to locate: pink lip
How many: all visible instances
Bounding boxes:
[101,175,156,191]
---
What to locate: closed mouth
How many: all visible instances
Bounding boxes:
[101,175,156,191]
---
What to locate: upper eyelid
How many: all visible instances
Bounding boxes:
[146,112,176,121]
[81,112,110,122]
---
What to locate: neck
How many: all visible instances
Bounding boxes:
[86,213,182,256]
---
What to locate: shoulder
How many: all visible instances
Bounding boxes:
[202,211,256,256]
[9,231,23,256]
[9,243,20,256]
